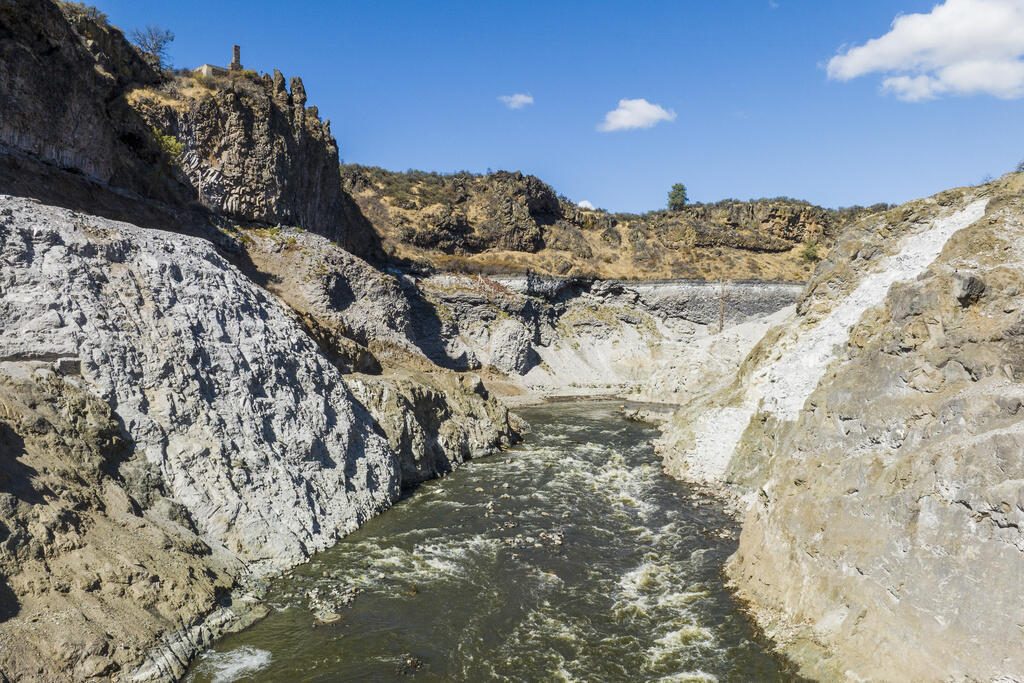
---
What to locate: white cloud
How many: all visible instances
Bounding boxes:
[828,0,1024,101]
[597,98,676,132]
[498,93,534,109]
[577,200,595,209]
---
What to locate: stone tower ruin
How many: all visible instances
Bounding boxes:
[229,45,241,71]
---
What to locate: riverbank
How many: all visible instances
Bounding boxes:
[186,400,800,681]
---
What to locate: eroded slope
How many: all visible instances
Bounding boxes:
[660,174,1024,679]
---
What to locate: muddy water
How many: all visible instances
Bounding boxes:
[187,400,797,682]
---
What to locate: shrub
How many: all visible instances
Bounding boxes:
[192,72,222,91]
[57,2,108,25]
[131,25,175,69]
[151,127,183,165]
[801,238,820,262]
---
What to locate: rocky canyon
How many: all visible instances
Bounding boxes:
[1,1,1022,681]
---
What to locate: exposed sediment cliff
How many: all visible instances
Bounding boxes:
[658,175,1024,680]
[223,217,803,401]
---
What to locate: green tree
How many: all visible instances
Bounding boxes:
[667,183,688,211]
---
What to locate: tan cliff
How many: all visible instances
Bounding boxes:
[658,173,1024,680]
[341,164,889,282]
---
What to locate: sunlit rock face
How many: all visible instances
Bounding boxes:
[660,176,1024,680]
[0,195,402,568]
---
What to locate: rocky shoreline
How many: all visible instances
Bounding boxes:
[659,176,1024,680]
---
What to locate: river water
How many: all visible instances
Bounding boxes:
[186,400,796,682]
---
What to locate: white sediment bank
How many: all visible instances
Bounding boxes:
[663,198,989,483]
[443,276,806,402]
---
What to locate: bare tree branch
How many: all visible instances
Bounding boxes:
[130,25,174,69]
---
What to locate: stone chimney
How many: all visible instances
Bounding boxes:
[229,45,241,71]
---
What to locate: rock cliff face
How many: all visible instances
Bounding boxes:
[0,370,242,681]
[341,164,888,282]
[0,196,404,567]
[0,194,520,680]
[0,0,376,257]
[129,71,379,256]
[0,0,169,197]
[394,273,801,399]
[659,175,1024,680]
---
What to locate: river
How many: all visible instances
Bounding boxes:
[186,400,797,682]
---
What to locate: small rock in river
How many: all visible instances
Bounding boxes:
[397,655,423,675]
[475,487,484,492]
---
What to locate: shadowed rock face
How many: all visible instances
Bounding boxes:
[130,72,381,257]
[0,0,169,195]
[0,0,379,258]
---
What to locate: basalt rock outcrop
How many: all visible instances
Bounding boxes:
[0,0,172,199]
[0,0,377,258]
[659,174,1024,680]
[129,71,379,256]
[341,164,889,282]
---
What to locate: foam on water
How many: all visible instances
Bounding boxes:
[186,400,794,681]
[188,646,271,683]
[332,534,504,588]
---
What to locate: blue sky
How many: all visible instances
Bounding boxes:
[94,0,1024,212]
